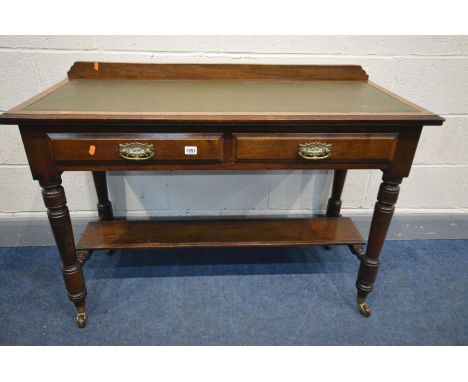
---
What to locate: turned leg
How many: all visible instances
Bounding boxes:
[326,169,347,217]
[92,171,115,256]
[92,171,114,221]
[40,175,87,328]
[356,173,402,317]
[323,170,347,250]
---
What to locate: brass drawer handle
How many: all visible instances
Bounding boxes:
[298,142,332,160]
[118,142,155,160]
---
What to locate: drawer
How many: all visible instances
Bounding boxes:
[48,133,224,162]
[234,133,397,162]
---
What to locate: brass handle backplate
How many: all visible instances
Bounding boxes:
[118,142,155,160]
[298,142,332,160]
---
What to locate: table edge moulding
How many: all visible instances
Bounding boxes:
[0,62,444,328]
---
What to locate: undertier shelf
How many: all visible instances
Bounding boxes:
[76,217,365,250]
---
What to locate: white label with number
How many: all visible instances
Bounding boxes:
[184,146,198,155]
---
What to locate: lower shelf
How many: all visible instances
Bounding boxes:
[76,217,364,250]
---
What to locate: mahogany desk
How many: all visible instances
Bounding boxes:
[0,62,444,328]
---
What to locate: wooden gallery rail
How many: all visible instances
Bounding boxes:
[0,62,444,328]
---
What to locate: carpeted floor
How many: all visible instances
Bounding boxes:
[0,240,466,345]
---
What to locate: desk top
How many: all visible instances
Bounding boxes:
[0,62,444,126]
[23,79,417,114]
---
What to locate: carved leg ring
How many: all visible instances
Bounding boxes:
[356,175,401,317]
[41,177,87,328]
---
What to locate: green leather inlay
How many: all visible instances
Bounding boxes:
[24,79,418,113]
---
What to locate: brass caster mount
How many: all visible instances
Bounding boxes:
[357,296,372,318]
[76,305,87,328]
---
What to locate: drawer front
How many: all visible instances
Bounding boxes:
[235,133,397,162]
[48,133,224,162]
